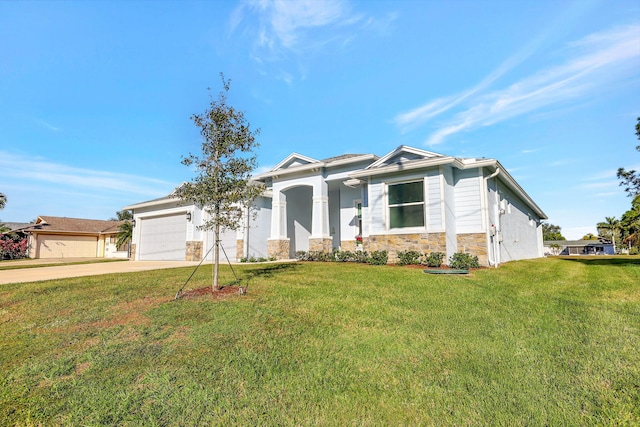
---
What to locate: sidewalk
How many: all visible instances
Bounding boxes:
[0,259,203,285]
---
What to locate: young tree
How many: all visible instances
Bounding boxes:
[542,222,566,241]
[176,74,263,290]
[616,117,640,196]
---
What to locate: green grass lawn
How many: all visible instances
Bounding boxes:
[1,257,638,426]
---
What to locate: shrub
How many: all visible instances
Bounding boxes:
[295,251,310,261]
[353,251,369,263]
[423,252,445,267]
[0,234,29,260]
[368,250,388,265]
[334,250,354,262]
[397,250,422,266]
[448,252,480,269]
[629,247,639,255]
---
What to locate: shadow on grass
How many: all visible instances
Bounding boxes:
[244,262,299,279]
[558,256,640,266]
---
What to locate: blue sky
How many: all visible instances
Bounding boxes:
[1,0,638,239]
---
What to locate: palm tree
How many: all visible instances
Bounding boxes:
[0,192,6,210]
[597,216,620,253]
[116,220,133,252]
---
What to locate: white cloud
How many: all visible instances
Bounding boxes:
[233,0,361,56]
[0,152,174,197]
[394,24,640,146]
[0,152,177,221]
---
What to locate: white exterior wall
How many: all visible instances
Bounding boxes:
[339,184,362,242]
[245,196,272,259]
[492,180,544,262]
[454,168,483,233]
[426,170,443,230]
[367,168,446,236]
[442,166,457,260]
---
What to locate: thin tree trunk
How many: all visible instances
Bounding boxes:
[213,211,220,291]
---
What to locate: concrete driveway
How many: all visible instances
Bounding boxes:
[0,259,203,285]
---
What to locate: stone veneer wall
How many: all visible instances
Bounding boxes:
[186,241,203,262]
[340,241,358,252]
[309,238,333,253]
[236,239,244,261]
[268,239,290,260]
[130,243,136,260]
[456,233,488,266]
[365,233,447,264]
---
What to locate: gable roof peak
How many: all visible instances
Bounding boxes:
[367,145,445,169]
[271,152,320,172]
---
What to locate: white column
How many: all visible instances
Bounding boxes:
[270,190,287,239]
[311,180,330,239]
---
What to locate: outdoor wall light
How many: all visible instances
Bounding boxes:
[131,219,136,227]
[186,212,192,222]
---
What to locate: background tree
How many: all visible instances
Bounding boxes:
[542,222,566,241]
[176,74,263,290]
[0,192,6,210]
[597,216,620,252]
[110,210,133,221]
[110,210,133,254]
[619,195,640,253]
[581,233,598,241]
[616,117,640,196]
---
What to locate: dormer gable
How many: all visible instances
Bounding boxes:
[367,145,444,169]
[271,153,320,172]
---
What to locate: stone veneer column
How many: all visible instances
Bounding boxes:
[129,243,136,260]
[456,233,488,266]
[186,241,203,261]
[268,239,290,260]
[309,237,333,253]
[236,239,244,261]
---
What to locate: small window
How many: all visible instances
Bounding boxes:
[388,181,425,229]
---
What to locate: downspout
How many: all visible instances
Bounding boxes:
[484,167,500,267]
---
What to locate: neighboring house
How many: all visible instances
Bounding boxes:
[544,240,615,256]
[25,216,128,259]
[125,146,547,266]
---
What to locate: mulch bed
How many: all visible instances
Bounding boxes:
[178,285,243,299]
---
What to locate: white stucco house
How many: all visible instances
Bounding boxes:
[124,146,547,266]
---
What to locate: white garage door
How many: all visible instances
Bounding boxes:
[204,229,237,262]
[37,235,98,258]
[138,214,187,260]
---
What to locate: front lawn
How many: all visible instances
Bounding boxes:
[1,257,638,425]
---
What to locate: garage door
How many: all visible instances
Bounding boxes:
[37,235,98,258]
[138,214,187,260]
[204,229,237,262]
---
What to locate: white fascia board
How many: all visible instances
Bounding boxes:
[254,154,377,181]
[459,159,547,220]
[123,197,185,211]
[490,161,548,220]
[349,156,457,179]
